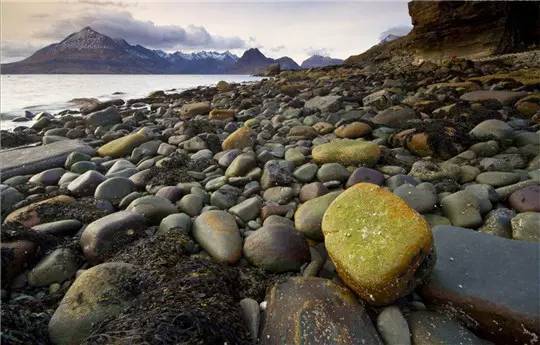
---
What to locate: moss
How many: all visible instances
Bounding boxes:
[312,140,381,167]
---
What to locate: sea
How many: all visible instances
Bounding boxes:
[0,74,262,131]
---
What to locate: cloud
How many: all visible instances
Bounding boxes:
[78,0,129,7]
[378,25,412,40]
[34,10,246,51]
[0,41,42,63]
[304,47,332,57]
[269,45,285,53]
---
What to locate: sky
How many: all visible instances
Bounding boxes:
[0,0,412,64]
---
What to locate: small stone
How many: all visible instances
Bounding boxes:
[346,167,385,187]
[312,139,380,167]
[209,109,235,120]
[263,186,294,204]
[239,298,260,343]
[180,101,210,118]
[229,196,262,222]
[479,208,514,238]
[192,210,242,264]
[299,182,329,202]
[80,211,146,262]
[97,129,149,158]
[440,191,482,228]
[158,213,192,234]
[222,127,253,151]
[376,306,411,345]
[335,122,372,138]
[0,184,24,214]
[508,185,540,212]
[127,196,177,224]
[177,194,204,217]
[4,195,75,227]
[372,105,416,128]
[293,163,318,182]
[295,191,341,241]
[28,248,80,287]
[260,160,295,189]
[243,224,310,272]
[29,167,65,186]
[86,106,121,127]
[94,177,135,204]
[317,163,350,183]
[511,212,540,242]
[394,183,437,214]
[225,153,257,177]
[32,219,82,236]
[70,161,97,174]
[155,186,183,202]
[469,119,513,142]
[476,171,521,187]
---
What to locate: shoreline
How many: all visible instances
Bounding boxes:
[1,56,539,344]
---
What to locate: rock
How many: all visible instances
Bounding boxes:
[158,213,191,234]
[222,127,253,151]
[475,171,521,187]
[229,196,262,222]
[225,153,257,177]
[299,182,329,202]
[322,183,433,305]
[469,119,513,142]
[304,95,341,112]
[183,136,207,152]
[216,80,232,92]
[180,101,211,118]
[192,210,242,264]
[28,248,80,287]
[1,240,37,284]
[460,90,527,106]
[284,148,305,166]
[440,191,483,228]
[260,277,383,345]
[48,262,141,345]
[376,306,411,345]
[105,159,138,178]
[155,186,183,202]
[4,195,75,227]
[288,125,318,139]
[511,212,540,242]
[362,89,393,110]
[126,196,177,224]
[393,183,437,213]
[94,177,135,204]
[420,226,539,344]
[263,186,294,204]
[372,105,416,127]
[239,298,260,343]
[97,129,149,158]
[86,106,121,127]
[508,185,540,212]
[80,211,146,262]
[0,139,95,180]
[67,170,106,196]
[260,160,295,189]
[317,163,350,182]
[29,167,65,185]
[464,184,496,214]
[32,219,82,236]
[346,167,385,187]
[243,224,310,272]
[177,194,204,217]
[70,161,97,174]
[293,163,318,182]
[295,191,341,241]
[335,122,372,138]
[0,184,24,214]
[312,140,381,167]
[409,160,460,182]
[408,311,489,345]
[479,208,514,238]
[209,109,235,120]
[211,185,241,209]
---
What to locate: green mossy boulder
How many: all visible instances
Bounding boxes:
[312,140,380,167]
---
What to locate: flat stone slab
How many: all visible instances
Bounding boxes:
[0,140,95,180]
[421,225,540,344]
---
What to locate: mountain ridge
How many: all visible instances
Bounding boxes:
[1,27,341,74]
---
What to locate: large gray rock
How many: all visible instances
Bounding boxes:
[28,248,80,287]
[304,95,341,112]
[0,184,24,214]
[421,225,540,344]
[192,210,242,264]
[80,211,146,262]
[48,262,141,345]
[94,177,135,204]
[126,195,177,224]
[0,140,95,180]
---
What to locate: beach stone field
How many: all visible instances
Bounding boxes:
[1,56,540,345]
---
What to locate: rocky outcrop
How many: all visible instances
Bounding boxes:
[346,1,540,65]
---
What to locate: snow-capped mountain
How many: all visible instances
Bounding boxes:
[1,27,299,74]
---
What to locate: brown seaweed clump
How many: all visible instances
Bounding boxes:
[85,232,283,345]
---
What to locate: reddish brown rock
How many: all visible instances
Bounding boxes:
[261,277,383,345]
[508,185,540,212]
[3,195,75,227]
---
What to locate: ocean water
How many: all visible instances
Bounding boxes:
[0,74,262,131]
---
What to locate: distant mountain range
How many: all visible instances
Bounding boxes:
[1,27,342,74]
